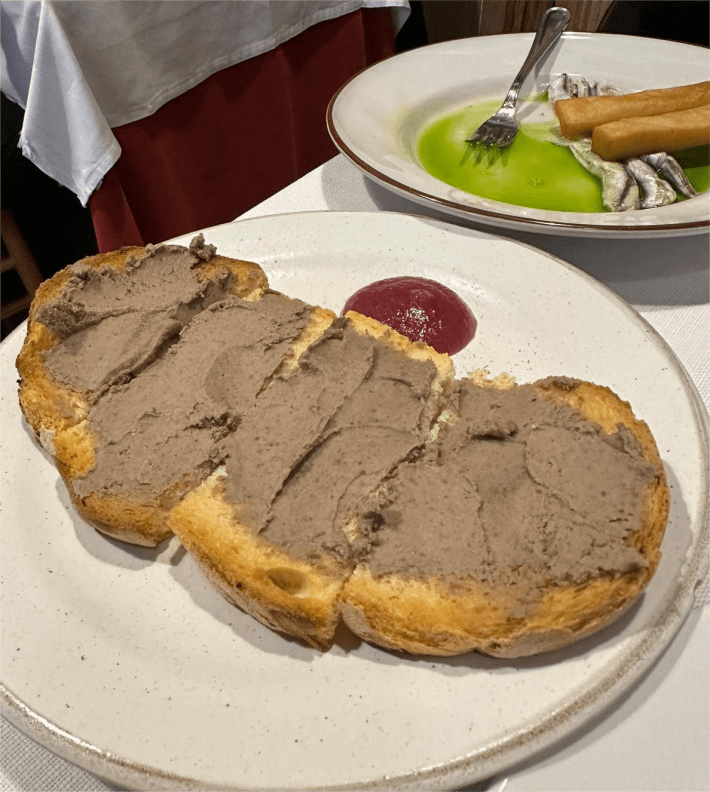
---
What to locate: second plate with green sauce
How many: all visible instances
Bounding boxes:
[327,32,710,238]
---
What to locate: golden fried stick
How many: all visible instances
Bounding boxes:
[555,81,709,138]
[591,104,709,161]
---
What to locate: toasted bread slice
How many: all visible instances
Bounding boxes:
[169,313,454,647]
[18,240,669,657]
[17,238,272,546]
[340,374,669,657]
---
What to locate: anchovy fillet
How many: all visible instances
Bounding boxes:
[575,76,592,97]
[640,152,698,198]
[548,73,617,102]
[548,73,589,102]
[624,157,677,208]
[556,136,641,211]
[592,79,621,98]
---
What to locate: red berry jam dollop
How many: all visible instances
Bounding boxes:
[342,276,477,355]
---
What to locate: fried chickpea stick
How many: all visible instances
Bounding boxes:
[555,81,709,138]
[591,104,709,161]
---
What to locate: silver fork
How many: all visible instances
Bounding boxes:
[467,6,570,148]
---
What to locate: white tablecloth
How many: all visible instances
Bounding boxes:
[0,0,408,204]
[1,155,708,791]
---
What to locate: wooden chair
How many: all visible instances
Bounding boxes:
[1,208,43,337]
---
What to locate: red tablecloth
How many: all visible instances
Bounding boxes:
[88,8,395,252]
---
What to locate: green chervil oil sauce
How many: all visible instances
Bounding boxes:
[675,146,710,195]
[417,100,708,212]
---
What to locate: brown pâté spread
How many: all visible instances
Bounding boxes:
[355,377,656,593]
[38,238,659,590]
[221,318,440,567]
[39,236,236,396]
[39,237,313,501]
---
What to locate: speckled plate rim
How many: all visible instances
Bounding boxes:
[1,211,708,791]
[327,33,710,238]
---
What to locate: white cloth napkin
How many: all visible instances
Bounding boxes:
[0,0,408,204]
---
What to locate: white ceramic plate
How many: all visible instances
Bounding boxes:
[327,34,710,238]
[2,212,708,791]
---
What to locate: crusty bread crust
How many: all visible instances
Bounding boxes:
[171,472,351,649]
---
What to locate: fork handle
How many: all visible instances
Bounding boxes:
[502,6,570,108]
